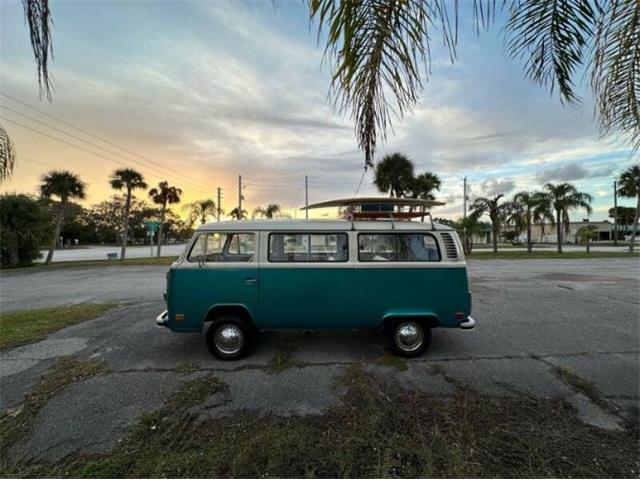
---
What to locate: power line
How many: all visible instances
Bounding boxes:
[18,156,107,184]
[0,92,216,192]
[0,105,215,193]
[1,116,213,197]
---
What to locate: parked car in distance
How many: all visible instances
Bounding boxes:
[157,219,475,360]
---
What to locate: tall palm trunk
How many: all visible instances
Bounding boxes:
[492,221,498,253]
[120,189,132,260]
[526,211,532,253]
[556,209,563,253]
[156,204,166,257]
[45,210,64,264]
[630,195,640,253]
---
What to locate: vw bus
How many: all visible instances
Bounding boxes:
[156,198,475,360]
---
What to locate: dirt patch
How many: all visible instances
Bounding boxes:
[7,364,639,478]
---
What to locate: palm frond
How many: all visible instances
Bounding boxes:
[0,123,16,182]
[505,0,599,105]
[592,0,640,149]
[22,0,53,100]
[310,0,458,166]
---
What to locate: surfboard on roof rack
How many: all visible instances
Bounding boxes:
[301,196,445,220]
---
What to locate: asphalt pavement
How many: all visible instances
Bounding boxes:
[0,257,638,462]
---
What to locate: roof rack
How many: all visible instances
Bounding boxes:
[301,196,444,225]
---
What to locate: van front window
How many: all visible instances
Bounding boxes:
[187,232,255,262]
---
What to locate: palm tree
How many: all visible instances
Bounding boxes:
[471,194,506,253]
[512,191,551,252]
[0,124,16,182]
[253,203,282,219]
[410,172,442,200]
[456,211,484,255]
[374,153,414,197]
[229,207,248,220]
[183,199,217,226]
[110,168,147,260]
[39,170,86,264]
[532,193,555,243]
[148,181,182,257]
[544,183,593,253]
[617,164,640,253]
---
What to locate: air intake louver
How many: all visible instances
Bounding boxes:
[440,233,458,259]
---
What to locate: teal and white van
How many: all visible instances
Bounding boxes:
[157,200,474,360]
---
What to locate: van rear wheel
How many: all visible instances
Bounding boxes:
[385,319,431,357]
[206,316,253,360]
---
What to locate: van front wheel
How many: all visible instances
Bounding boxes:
[386,319,431,357]
[206,316,253,360]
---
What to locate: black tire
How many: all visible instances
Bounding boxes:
[205,315,254,360]
[385,319,431,357]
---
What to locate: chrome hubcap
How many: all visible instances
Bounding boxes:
[214,324,244,355]
[394,321,424,352]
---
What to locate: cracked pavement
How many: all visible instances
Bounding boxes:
[1,257,638,462]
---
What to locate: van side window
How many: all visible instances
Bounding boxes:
[188,232,255,262]
[358,233,441,262]
[269,233,348,262]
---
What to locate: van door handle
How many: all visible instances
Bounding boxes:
[244,277,258,285]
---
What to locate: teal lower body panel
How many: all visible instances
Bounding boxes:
[353,266,471,328]
[164,265,471,332]
[255,267,354,329]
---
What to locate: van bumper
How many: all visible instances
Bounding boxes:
[459,316,475,330]
[156,310,169,327]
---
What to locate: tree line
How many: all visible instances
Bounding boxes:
[0,168,280,267]
[371,154,640,255]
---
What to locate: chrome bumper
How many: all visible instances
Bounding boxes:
[459,316,475,330]
[156,310,169,327]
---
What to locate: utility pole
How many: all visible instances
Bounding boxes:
[463,176,468,219]
[613,180,618,245]
[238,175,242,219]
[305,175,309,220]
[217,187,222,221]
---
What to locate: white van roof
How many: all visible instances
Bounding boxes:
[197,219,455,232]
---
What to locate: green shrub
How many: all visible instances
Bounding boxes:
[0,193,52,267]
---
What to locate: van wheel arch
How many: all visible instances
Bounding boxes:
[380,315,440,332]
[204,305,257,332]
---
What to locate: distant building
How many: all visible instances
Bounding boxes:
[467,219,635,245]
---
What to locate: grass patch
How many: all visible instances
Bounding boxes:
[8,365,639,478]
[0,256,177,272]
[375,353,408,371]
[0,304,116,350]
[266,340,300,374]
[468,251,639,260]
[164,376,229,411]
[552,365,612,412]
[0,356,107,464]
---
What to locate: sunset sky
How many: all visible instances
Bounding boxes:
[0,0,636,221]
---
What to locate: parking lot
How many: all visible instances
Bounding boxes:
[0,257,638,469]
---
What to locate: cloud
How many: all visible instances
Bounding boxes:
[535,163,588,183]
[477,178,516,197]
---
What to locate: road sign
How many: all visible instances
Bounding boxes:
[145,221,160,233]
